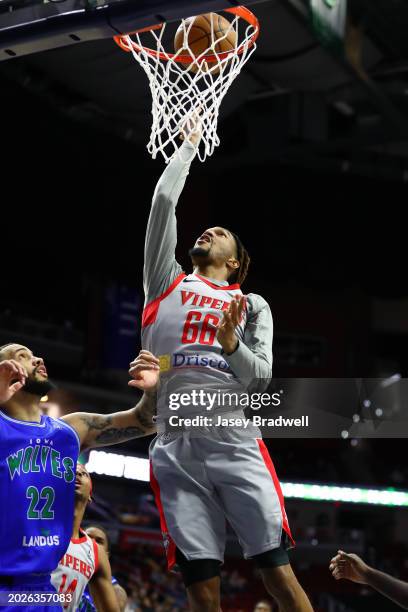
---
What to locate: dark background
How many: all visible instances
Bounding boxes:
[2,77,407,379]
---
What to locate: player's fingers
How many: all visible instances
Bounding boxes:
[135,350,159,360]
[220,308,230,322]
[15,364,28,381]
[237,296,246,321]
[336,562,347,572]
[330,562,343,572]
[338,551,351,561]
[9,381,24,393]
[2,360,19,376]
[128,380,149,389]
[8,360,28,380]
[217,310,228,328]
[129,363,160,374]
[333,555,347,563]
[130,353,160,364]
[132,362,160,370]
[223,311,234,327]
[129,361,152,370]
[129,359,145,369]
[8,359,21,367]
[233,297,244,325]
[229,300,239,326]
[4,362,26,385]
[130,353,159,366]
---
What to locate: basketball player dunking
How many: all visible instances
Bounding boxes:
[51,464,118,611]
[0,347,156,612]
[135,121,314,611]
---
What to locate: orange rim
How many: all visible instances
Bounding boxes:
[113,6,260,63]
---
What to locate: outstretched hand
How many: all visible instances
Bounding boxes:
[216,295,246,355]
[180,109,203,146]
[128,350,160,393]
[0,360,27,404]
[329,551,371,584]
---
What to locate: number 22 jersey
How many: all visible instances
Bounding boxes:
[0,410,79,575]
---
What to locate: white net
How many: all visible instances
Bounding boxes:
[117,11,259,163]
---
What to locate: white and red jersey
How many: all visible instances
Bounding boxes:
[142,272,248,418]
[51,531,98,611]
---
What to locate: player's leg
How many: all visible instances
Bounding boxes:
[149,435,226,610]
[253,550,313,612]
[176,549,222,612]
[207,434,313,610]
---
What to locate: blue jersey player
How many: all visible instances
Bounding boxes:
[0,344,157,612]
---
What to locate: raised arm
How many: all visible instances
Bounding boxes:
[63,392,156,451]
[144,138,197,304]
[62,352,160,451]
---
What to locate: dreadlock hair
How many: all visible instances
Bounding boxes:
[230,233,251,286]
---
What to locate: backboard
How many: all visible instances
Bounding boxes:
[0,0,266,60]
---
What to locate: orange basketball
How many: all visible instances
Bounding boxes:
[174,13,237,73]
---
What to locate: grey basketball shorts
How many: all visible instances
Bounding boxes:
[149,428,294,569]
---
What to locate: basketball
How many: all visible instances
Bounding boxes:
[174,12,237,73]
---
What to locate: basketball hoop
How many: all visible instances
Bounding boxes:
[114,7,260,163]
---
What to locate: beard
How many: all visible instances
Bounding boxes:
[23,378,56,396]
[189,245,211,259]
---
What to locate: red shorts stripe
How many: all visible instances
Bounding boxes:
[256,439,295,547]
[149,461,177,570]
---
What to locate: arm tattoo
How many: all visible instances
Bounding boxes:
[79,414,113,432]
[94,425,146,445]
[79,414,146,445]
[79,396,156,447]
